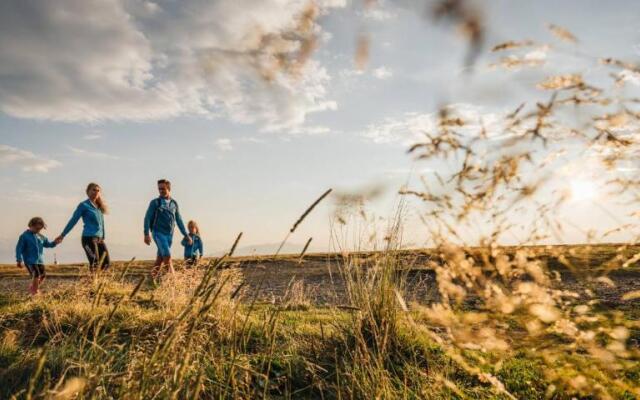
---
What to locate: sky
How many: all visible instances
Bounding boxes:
[1,0,639,263]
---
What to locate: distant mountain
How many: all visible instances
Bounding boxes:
[0,238,13,264]
[232,242,319,257]
[0,236,320,263]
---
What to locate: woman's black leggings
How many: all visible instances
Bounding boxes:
[81,236,110,271]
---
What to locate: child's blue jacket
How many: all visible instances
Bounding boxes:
[16,230,56,265]
[181,233,203,258]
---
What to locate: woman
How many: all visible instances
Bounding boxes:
[56,183,110,271]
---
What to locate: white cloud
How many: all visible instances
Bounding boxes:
[0,188,76,207]
[83,134,103,140]
[0,0,344,132]
[241,136,266,144]
[617,69,640,86]
[215,138,233,152]
[0,144,61,172]
[339,66,393,82]
[290,125,331,135]
[385,167,434,175]
[68,146,119,160]
[363,104,507,145]
[372,66,393,80]
[360,0,397,21]
[364,112,434,145]
[524,47,548,63]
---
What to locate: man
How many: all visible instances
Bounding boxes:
[144,179,192,278]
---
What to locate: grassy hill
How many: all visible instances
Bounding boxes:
[0,245,639,398]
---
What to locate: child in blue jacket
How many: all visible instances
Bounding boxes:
[16,217,57,295]
[181,220,204,267]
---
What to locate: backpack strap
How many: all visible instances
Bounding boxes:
[151,198,161,230]
[170,199,178,230]
[151,198,178,230]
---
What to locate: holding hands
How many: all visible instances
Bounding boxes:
[52,235,101,245]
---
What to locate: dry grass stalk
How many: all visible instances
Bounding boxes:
[298,237,313,264]
[228,232,243,257]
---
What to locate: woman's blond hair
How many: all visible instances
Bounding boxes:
[86,183,108,214]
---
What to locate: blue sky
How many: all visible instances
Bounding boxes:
[1,0,639,263]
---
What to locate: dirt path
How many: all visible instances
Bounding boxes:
[2,250,639,309]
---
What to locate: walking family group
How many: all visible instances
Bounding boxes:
[15,180,204,294]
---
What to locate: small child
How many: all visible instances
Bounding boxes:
[181,220,203,267]
[16,217,57,295]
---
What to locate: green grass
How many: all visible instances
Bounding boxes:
[0,246,638,399]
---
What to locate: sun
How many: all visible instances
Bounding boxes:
[569,179,597,202]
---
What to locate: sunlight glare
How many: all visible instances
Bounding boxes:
[569,179,597,202]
